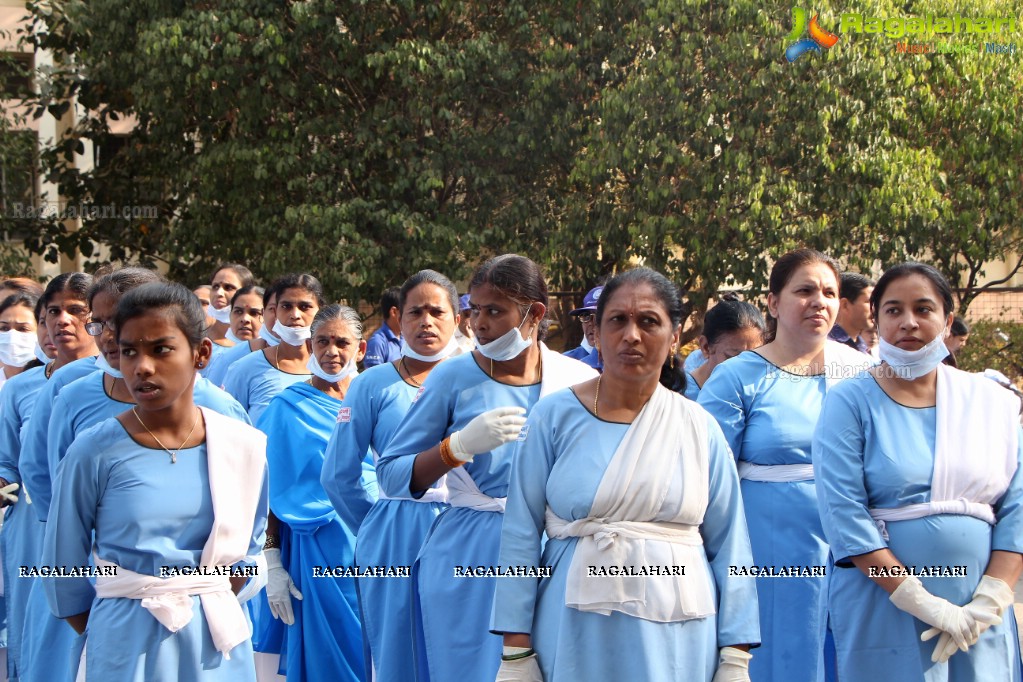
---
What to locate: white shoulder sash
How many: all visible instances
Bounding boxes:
[545,385,716,622]
[870,365,1019,534]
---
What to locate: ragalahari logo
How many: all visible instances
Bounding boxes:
[785,8,840,62]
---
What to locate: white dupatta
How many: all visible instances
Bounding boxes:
[95,408,266,657]
[545,384,716,622]
[870,364,1020,532]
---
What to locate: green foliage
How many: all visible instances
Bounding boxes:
[956,320,1023,382]
[15,0,1023,317]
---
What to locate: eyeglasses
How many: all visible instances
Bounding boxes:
[85,320,115,337]
[579,314,595,323]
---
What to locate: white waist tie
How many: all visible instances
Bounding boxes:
[377,475,449,504]
[443,467,506,513]
[738,461,815,482]
[868,500,995,540]
[545,508,716,622]
[94,557,249,658]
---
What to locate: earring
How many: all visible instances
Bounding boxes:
[669,346,677,369]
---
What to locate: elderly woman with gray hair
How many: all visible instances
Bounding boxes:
[257,304,368,682]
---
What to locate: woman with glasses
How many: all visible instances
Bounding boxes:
[36,268,250,521]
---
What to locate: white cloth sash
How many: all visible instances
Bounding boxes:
[823,339,875,388]
[869,364,1019,539]
[737,462,815,482]
[93,407,268,657]
[374,449,449,504]
[539,343,599,399]
[375,482,449,504]
[445,467,506,513]
[544,385,715,622]
[94,557,248,656]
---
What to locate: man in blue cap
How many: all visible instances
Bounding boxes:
[453,293,475,353]
[563,286,603,371]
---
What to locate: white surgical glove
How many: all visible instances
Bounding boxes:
[449,406,527,462]
[495,647,543,682]
[711,646,752,682]
[890,576,988,654]
[0,482,19,505]
[925,575,1013,663]
[264,548,302,625]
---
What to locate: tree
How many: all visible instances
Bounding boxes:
[0,30,38,277]
[19,0,1023,321]
[21,0,621,304]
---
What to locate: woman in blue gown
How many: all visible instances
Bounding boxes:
[42,267,251,522]
[10,273,99,682]
[493,267,760,681]
[377,254,596,682]
[201,263,256,378]
[698,249,871,682]
[0,292,48,680]
[204,285,266,388]
[43,281,268,682]
[321,270,460,682]
[221,273,322,675]
[684,294,764,401]
[258,304,368,682]
[222,274,320,424]
[814,262,1023,681]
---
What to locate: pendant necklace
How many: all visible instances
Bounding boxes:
[132,406,200,464]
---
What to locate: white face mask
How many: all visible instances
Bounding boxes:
[306,353,358,383]
[34,342,50,364]
[474,310,534,361]
[878,326,950,380]
[258,323,281,347]
[579,337,593,354]
[402,335,459,363]
[94,352,123,379]
[0,330,41,368]
[225,329,243,345]
[206,303,231,325]
[272,319,311,347]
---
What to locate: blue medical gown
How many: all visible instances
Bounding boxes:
[321,362,446,682]
[377,353,546,682]
[493,390,760,680]
[698,351,831,682]
[813,374,1023,681]
[43,418,268,681]
[260,382,366,682]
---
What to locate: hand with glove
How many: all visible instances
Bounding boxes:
[265,548,303,626]
[925,575,1014,663]
[448,406,527,463]
[712,646,752,682]
[889,576,996,655]
[495,647,543,682]
[0,480,19,506]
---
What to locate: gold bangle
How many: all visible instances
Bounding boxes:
[263,534,280,550]
[439,437,463,468]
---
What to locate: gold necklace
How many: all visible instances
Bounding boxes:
[132,406,200,464]
[593,374,601,416]
[271,346,281,371]
[400,357,422,387]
